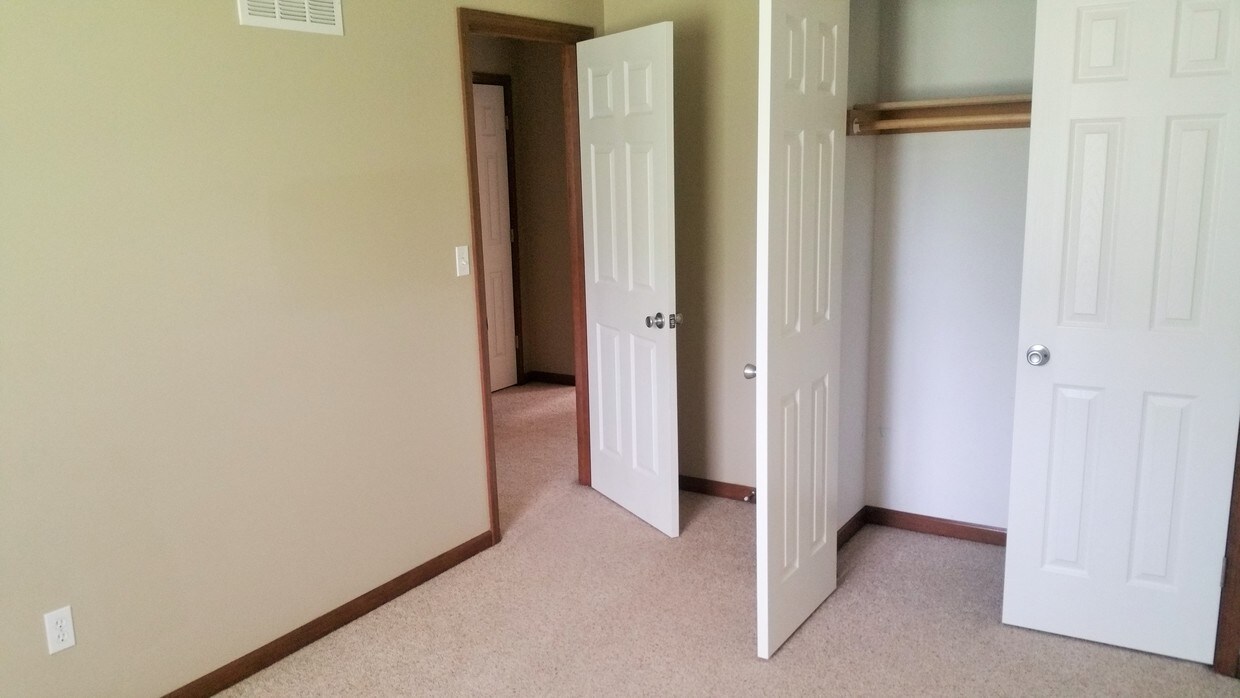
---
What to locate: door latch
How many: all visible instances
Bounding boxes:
[645,312,682,330]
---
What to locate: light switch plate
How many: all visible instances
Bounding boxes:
[454,245,470,277]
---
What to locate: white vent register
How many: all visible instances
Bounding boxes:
[238,0,343,35]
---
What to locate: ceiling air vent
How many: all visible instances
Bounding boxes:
[238,0,343,36]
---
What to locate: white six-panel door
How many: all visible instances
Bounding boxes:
[578,23,680,538]
[756,0,848,659]
[473,83,519,391]
[1003,0,1240,662]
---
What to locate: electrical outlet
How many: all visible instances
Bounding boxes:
[454,245,471,277]
[43,606,75,654]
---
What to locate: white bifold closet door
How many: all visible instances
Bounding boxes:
[755,0,848,659]
[578,22,680,538]
[1004,0,1240,662]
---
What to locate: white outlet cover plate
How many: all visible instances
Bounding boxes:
[44,605,75,654]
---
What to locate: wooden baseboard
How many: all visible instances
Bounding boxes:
[165,531,495,697]
[524,371,575,386]
[674,486,1001,550]
[864,506,1006,546]
[678,475,754,502]
[837,507,868,549]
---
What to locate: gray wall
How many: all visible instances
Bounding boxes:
[863,0,1036,527]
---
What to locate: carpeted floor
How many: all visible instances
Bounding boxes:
[222,383,1240,696]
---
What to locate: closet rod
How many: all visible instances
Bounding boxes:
[848,94,1032,136]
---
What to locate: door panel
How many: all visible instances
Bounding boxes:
[473,83,519,391]
[1003,0,1240,663]
[756,0,848,659]
[578,22,679,538]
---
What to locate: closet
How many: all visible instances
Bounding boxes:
[845,0,1240,665]
[844,0,1037,534]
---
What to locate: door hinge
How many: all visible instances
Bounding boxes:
[505,115,512,131]
[515,335,521,350]
[510,227,515,243]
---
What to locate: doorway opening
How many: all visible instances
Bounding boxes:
[458,9,594,544]
[471,72,523,391]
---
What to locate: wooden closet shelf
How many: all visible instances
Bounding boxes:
[847,94,1032,136]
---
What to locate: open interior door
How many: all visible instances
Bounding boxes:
[1003,0,1240,662]
[473,83,519,391]
[578,22,680,537]
[755,0,849,658]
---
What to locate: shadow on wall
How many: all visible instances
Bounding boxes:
[877,0,1037,100]
[668,11,714,476]
[512,41,575,378]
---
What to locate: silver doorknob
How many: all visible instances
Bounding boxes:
[1026,345,1050,366]
[645,312,665,329]
[743,363,757,379]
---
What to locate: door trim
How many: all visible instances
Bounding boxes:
[471,72,526,385]
[457,9,595,544]
[1214,424,1240,676]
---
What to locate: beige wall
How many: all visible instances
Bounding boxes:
[604,1,759,488]
[0,2,601,695]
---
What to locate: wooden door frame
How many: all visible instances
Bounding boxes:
[471,72,526,385]
[1214,425,1240,676]
[458,8,595,545]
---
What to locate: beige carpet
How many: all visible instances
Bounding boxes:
[222,383,1240,697]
